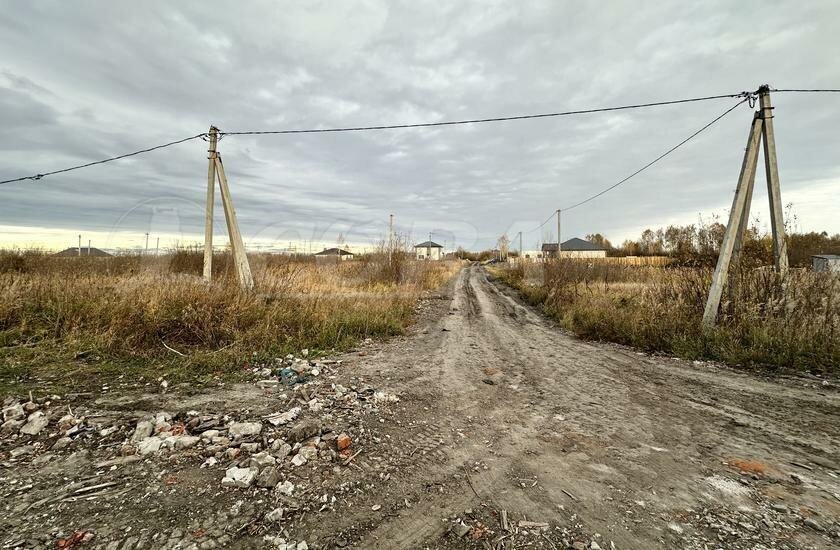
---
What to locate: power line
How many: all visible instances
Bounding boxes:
[0,92,753,187]
[525,96,751,233]
[770,88,840,93]
[220,92,751,136]
[0,133,206,185]
[528,211,558,234]
[4,87,838,187]
[561,97,749,212]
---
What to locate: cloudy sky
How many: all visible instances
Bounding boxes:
[1,1,838,252]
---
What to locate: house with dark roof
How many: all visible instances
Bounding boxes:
[53,247,112,257]
[314,247,354,263]
[414,241,443,260]
[540,238,607,259]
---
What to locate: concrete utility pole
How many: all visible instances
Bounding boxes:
[388,213,394,266]
[758,85,789,276]
[556,209,562,259]
[87,240,91,256]
[155,237,160,256]
[428,232,432,261]
[519,231,523,257]
[78,235,82,256]
[703,86,789,327]
[203,127,219,282]
[200,125,255,290]
[145,233,149,255]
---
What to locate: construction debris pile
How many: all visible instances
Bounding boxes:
[1,351,406,549]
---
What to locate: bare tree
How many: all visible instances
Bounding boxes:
[497,235,510,261]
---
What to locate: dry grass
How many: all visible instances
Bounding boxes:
[0,249,460,389]
[494,260,840,373]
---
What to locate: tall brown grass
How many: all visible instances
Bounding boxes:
[0,249,459,370]
[496,260,840,373]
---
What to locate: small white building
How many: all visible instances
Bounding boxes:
[414,241,443,260]
[540,238,607,259]
[314,247,354,263]
[812,254,840,273]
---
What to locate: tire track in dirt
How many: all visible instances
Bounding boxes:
[345,264,840,549]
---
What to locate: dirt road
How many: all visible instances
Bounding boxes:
[340,264,840,548]
[3,264,839,549]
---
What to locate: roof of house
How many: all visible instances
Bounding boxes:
[812,254,840,260]
[53,247,112,257]
[414,241,443,248]
[540,238,606,252]
[314,247,353,256]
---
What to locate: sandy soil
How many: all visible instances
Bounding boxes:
[2,264,839,549]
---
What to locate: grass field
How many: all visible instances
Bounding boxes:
[493,260,840,374]
[0,249,460,392]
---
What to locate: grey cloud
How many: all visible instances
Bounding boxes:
[1,0,839,250]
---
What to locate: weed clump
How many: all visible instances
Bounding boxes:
[0,248,460,383]
[494,259,840,373]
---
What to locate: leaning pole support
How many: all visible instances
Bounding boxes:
[202,126,255,291]
[702,85,789,327]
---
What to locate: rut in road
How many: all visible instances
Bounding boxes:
[339,264,840,549]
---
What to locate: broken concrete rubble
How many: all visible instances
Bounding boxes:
[131,420,154,441]
[288,420,320,443]
[0,352,444,548]
[240,441,261,452]
[229,421,262,438]
[246,451,276,470]
[173,435,200,450]
[265,507,284,522]
[272,441,292,460]
[256,466,281,487]
[222,466,258,488]
[20,411,48,435]
[3,402,25,422]
[275,480,295,496]
[266,407,301,426]
[137,436,163,455]
[57,414,77,432]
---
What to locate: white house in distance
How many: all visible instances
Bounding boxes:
[414,241,443,260]
[539,237,607,259]
[314,247,354,263]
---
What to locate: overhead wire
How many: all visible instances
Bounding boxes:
[770,88,840,93]
[0,133,207,185]
[219,92,751,136]
[1,87,837,188]
[523,95,752,235]
[528,210,559,234]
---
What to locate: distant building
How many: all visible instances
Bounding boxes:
[314,247,354,263]
[414,241,443,260]
[540,238,607,259]
[520,250,544,261]
[812,254,840,273]
[53,247,112,257]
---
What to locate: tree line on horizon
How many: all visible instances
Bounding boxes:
[585,222,840,267]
